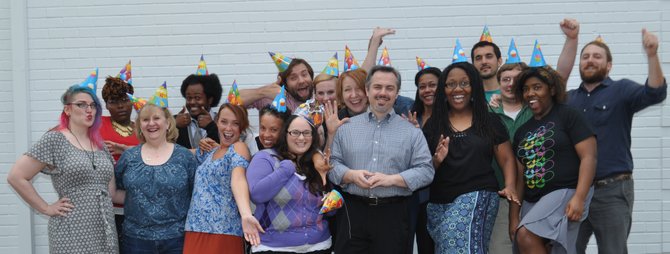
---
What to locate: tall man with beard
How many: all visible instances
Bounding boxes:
[570,29,667,254]
[240,58,315,112]
[329,65,434,254]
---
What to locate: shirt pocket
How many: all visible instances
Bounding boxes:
[592,103,611,126]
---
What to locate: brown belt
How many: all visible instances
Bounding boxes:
[594,173,632,188]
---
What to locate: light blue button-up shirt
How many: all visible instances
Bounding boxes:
[329,110,434,198]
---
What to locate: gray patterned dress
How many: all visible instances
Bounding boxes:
[26,131,118,253]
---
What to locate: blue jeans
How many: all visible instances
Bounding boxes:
[576,179,634,254]
[121,235,184,254]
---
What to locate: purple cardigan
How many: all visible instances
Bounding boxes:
[246,150,330,247]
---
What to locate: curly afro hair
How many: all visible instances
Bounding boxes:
[102,76,134,103]
[180,73,223,108]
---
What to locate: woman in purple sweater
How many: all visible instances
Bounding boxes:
[247,115,332,254]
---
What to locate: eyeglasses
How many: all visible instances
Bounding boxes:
[68,102,97,110]
[287,130,312,137]
[445,81,471,89]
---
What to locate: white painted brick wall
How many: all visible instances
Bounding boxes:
[0,0,17,253]
[2,0,668,253]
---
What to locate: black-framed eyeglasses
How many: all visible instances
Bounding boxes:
[68,102,97,110]
[287,130,312,137]
[445,81,471,89]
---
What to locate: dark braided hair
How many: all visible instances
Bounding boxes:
[423,62,498,151]
[102,76,134,103]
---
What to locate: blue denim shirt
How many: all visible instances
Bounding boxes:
[567,77,667,179]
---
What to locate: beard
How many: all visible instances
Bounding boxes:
[286,86,313,102]
[580,65,608,84]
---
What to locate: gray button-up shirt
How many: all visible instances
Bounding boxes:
[329,110,434,198]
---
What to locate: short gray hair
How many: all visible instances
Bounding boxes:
[365,65,401,91]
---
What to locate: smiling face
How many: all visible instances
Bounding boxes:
[473,45,502,80]
[444,67,472,111]
[286,117,313,157]
[217,107,241,147]
[259,114,283,149]
[285,63,313,102]
[417,73,438,107]
[314,78,337,105]
[523,77,555,118]
[499,68,522,101]
[342,76,368,114]
[65,92,97,128]
[185,83,213,117]
[367,71,399,116]
[138,106,169,142]
[579,44,611,84]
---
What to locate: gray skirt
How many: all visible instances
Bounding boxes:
[514,187,594,254]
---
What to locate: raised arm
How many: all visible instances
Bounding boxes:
[556,18,580,82]
[7,155,74,217]
[238,77,282,108]
[361,27,396,72]
[643,29,665,88]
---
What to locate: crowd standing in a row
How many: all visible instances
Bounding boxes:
[7,17,667,254]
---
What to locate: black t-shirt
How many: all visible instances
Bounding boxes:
[427,113,508,204]
[513,104,595,202]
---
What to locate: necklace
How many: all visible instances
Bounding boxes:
[112,120,133,137]
[68,128,96,170]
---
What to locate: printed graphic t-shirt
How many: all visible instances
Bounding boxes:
[513,104,594,202]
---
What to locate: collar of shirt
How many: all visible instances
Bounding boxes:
[366,108,396,123]
[578,76,613,93]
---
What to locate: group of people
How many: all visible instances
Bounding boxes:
[7,17,666,254]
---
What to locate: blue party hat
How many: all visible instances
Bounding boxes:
[528,40,547,67]
[271,85,287,112]
[506,38,522,64]
[452,39,468,63]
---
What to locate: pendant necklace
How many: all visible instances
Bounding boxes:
[68,128,96,170]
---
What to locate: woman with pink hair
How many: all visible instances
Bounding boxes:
[7,83,120,253]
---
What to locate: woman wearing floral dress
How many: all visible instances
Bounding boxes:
[183,103,263,254]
